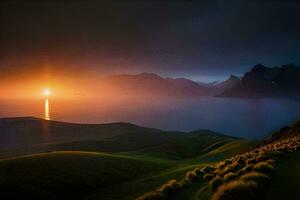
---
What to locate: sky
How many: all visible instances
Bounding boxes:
[1,0,300,83]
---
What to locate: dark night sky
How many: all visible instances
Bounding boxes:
[1,0,300,82]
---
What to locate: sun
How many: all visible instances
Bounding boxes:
[43,89,51,97]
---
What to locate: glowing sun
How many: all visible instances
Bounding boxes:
[43,89,51,97]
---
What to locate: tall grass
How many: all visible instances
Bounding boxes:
[253,162,274,175]
[137,121,300,200]
[240,172,270,188]
[210,176,224,191]
[211,180,258,200]
[223,172,238,183]
[204,173,214,181]
[136,179,181,200]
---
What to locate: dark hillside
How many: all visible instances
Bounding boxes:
[0,117,160,149]
[136,120,300,200]
[0,117,236,159]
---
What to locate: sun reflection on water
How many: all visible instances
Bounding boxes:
[45,99,50,120]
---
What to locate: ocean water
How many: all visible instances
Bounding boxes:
[0,96,299,139]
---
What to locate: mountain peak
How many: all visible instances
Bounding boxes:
[229,74,240,80]
[137,72,162,79]
[282,63,297,69]
[251,63,266,72]
[218,64,300,98]
[104,72,208,96]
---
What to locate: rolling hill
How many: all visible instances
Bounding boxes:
[1,117,298,200]
[136,119,300,200]
[0,117,160,149]
[0,117,236,159]
[0,117,253,200]
[0,141,252,200]
[0,151,169,200]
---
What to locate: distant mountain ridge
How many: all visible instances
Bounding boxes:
[201,75,241,95]
[218,63,300,98]
[215,75,240,91]
[102,73,209,96]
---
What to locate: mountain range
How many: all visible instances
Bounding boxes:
[104,64,300,99]
[219,64,300,98]
[199,75,241,95]
[100,72,241,97]
[101,73,209,96]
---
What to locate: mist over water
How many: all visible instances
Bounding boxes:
[0,97,299,139]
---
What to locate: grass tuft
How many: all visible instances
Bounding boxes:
[202,166,215,173]
[240,172,270,188]
[159,179,180,196]
[185,171,198,182]
[210,176,224,191]
[211,180,258,200]
[136,191,165,200]
[223,172,238,183]
[204,173,215,181]
[253,162,274,176]
[194,167,205,177]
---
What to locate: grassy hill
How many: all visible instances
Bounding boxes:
[266,151,300,200]
[0,117,160,149]
[1,117,298,200]
[46,130,236,159]
[135,120,300,200]
[0,151,169,200]
[0,117,237,159]
[0,117,253,200]
[0,141,252,200]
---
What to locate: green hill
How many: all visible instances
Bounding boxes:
[0,117,252,200]
[1,117,298,200]
[266,151,300,200]
[0,117,160,149]
[0,117,237,159]
[0,151,169,200]
[0,140,251,200]
[135,120,300,200]
[43,130,236,159]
